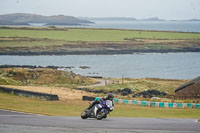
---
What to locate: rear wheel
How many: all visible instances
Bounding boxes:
[81,110,88,119]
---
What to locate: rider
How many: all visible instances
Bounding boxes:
[87,93,114,110]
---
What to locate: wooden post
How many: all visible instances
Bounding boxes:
[122,75,124,85]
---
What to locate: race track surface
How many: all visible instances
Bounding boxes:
[0,109,199,133]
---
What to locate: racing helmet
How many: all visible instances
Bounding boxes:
[107,93,114,100]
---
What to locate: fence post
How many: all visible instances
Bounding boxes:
[168,103,173,108]
[196,104,200,109]
[177,103,183,108]
[123,99,129,104]
[159,102,164,108]
[113,98,119,103]
[187,103,192,108]
[141,101,147,106]
[150,102,156,107]
[132,100,137,105]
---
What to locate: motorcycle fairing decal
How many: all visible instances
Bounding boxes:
[96,104,102,109]
[94,106,98,116]
[101,108,105,112]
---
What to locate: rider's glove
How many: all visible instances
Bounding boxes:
[110,107,114,111]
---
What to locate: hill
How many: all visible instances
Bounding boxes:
[0,13,93,26]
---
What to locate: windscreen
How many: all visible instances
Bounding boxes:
[106,100,113,107]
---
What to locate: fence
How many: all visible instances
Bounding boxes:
[95,97,200,109]
[0,86,59,101]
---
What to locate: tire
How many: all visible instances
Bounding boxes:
[81,111,88,119]
[96,110,107,120]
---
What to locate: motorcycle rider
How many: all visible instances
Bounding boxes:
[87,93,114,110]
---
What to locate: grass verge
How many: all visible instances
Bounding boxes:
[0,92,199,119]
[0,92,87,116]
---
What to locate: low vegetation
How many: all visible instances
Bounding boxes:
[0,67,97,88]
[89,78,188,96]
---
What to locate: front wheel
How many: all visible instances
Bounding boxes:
[81,110,88,119]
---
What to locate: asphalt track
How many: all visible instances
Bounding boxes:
[0,109,199,133]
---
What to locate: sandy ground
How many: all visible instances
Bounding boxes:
[79,79,115,88]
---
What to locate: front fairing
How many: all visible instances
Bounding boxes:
[105,100,113,108]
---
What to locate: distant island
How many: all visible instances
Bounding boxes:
[187,19,200,21]
[1,14,199,26]
[0,13,93,26]
[79,17,165,21]
[79,17,200,21]
[80,17,138,21]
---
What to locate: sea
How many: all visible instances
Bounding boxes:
[72,20,200,33]
[1,21,200,79]
[0,53,199,79]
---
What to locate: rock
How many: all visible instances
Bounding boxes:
[132,89,168,98]
[118,88,133,96]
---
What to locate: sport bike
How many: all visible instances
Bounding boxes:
[81,100,113,120]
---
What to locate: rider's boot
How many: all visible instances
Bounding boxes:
[87,104,94,110]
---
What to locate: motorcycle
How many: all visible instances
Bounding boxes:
[81,100,114,120]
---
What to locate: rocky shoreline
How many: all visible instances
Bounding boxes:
[0,65,66,69]
[0,48,200,56]
[0,65,90,70]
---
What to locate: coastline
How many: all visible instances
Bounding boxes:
[0,48,200,56]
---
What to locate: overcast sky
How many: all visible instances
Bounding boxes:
[0,0,200,20]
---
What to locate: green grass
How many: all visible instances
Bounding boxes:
[0,92,86,116]
[112,104,200,119]
[0,27,200,53]
[0,92,199,119]
[1,28,200,42]
[0,40,65,47]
